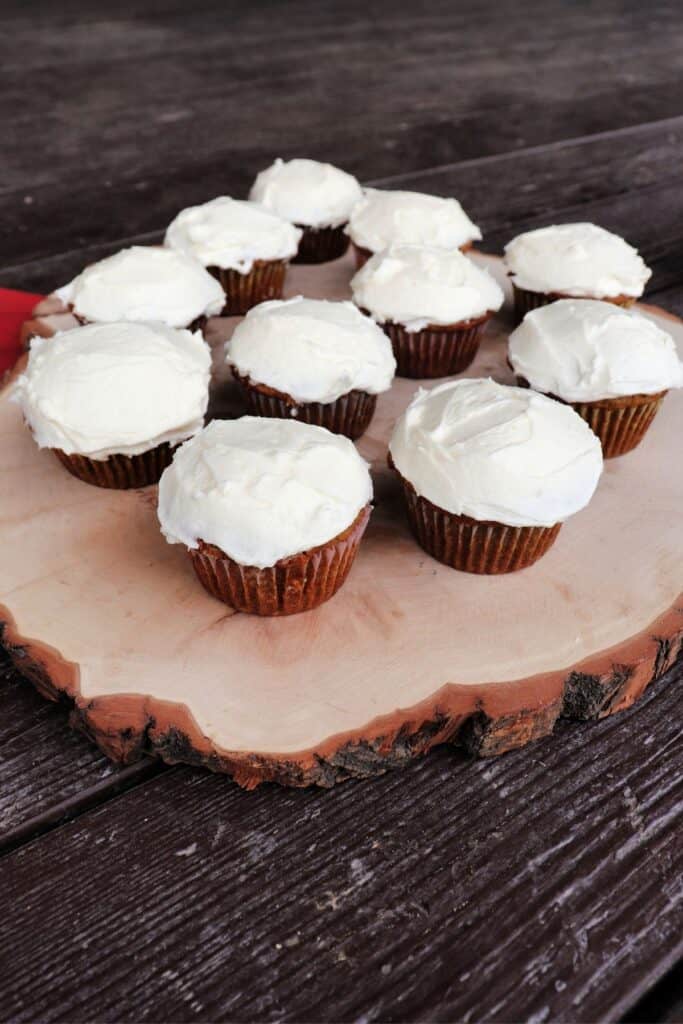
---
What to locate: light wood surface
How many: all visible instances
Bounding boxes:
[2,253,682,785]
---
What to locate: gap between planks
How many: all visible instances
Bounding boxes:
[0,755,168,858]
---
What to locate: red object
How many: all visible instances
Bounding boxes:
[0,287,44,373]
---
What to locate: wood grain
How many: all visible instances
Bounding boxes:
[3,118,683,295]
[1,0,682,1017]
[5,0,683,195]
[4,257,682,788]
[0,649,163,850]
[2,1,683,290]
[0,656,680,1023]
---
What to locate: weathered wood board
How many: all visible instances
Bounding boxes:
[2,254,682,787]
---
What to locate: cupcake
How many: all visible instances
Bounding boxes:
[165,197,302,315]
[55,246,225,330]
[508,299,683,457]
[249,158,363,264]
[13,321,211,488]
[389,378,603,573]
[346,188,481,268]
[504,223,652,322]
[157,418,372,615]
[350,245,503,378]
[227,296,396,439]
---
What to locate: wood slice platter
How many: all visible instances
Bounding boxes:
[2,253,682,788]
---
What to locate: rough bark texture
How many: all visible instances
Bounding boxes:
[2,3,683,1019]
[3,602,681,789]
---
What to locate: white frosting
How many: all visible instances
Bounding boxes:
[350,245,504,331]
[13,322,211,460]
[165,197,301,273]
[249,158,363,229]
[509,299,683,401]
[54,246,225,327]
[389,378,603,528]
[227,296,396,403]
[157,417,372,568]
[346,188,482,253]
[504,223,651,298]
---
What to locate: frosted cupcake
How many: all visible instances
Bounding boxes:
[389,378,603,573]
[165,197,301,314]
[351,245,503,378]
[249,158,362,264]
[509,300,682,457]
[346,188,481,268]
[158,418,372,615]
[13,321,211,488]
[55,246,224,330]
[227,297,395,439]
[504,223,651,322]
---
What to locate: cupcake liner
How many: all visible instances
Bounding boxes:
[512,283,636,323]
[516,376,667,458]
[188,505,371,615]
[352,240,473,270]
[566,391,667,458]
[73,311,206,333]
[232,370,377,440]
[352,244,373,270]
[208,259,288,315]
[394,469,561,573]
[378,314,490,378]
[53,443,175,489]
[187,314,208,334]
[292,224,350,264]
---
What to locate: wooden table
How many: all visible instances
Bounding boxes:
[1,2,681,1020]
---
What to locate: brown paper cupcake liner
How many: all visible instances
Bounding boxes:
[188,504,371,615]
[208,259,288,315]
[352,239,473,270]
[53,443,175,489]
[187,314,208,334]
[232,370,377,440]
[72,311,207,333]
[292,224,350,264]
[515,376,667,458]
[393,468,560,573]
[511,283,636,323]
[565,391,667,458]
[376,313,490,378]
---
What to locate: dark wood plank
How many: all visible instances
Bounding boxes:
[2,134,682,886]
[4,0,683,277]
[623,961,683,1023]
[4,0,683,188]
[4,117,683,296]
[0,649,164,851]
[0,657,680,1024]
[1,4,682,1020]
